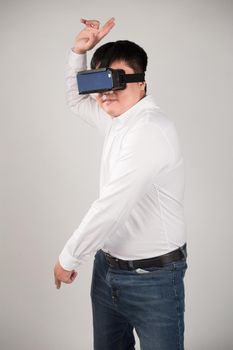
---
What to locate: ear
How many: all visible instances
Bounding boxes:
[139,82,146,90]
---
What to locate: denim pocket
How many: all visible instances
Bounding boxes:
[172,259,188,274]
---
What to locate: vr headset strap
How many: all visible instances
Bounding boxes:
[124,72,145,83]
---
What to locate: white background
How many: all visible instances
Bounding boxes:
[1,0,232,349]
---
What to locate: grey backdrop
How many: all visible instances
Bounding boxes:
[1,0,232,349]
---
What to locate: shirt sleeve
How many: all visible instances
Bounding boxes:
[65,48,112,136]
[59,123,173,270]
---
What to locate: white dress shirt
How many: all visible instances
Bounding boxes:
[59,49,187,271]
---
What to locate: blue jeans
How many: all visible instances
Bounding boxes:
[90,249,188,350]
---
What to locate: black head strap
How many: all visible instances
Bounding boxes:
[124,72,145,83]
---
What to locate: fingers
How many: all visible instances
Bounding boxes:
[54,269,78,289]
[71,271,78,281]
[98,17,115,40]
[103,17,115,27]
[80,17,115,39]
[55,276,61,289]
[80,18,100,30]
[54,268,61,289]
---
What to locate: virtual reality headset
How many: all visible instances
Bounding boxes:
[77,68,145,95]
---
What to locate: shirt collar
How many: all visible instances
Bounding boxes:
[110,94,159,129]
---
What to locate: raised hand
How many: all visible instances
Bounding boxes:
[73,17,115,54]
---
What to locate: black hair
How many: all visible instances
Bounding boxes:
[90,40,148,73]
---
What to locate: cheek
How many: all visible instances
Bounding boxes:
[95,94,102,105]
[118,86,138,102]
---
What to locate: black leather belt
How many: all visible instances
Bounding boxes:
[103,243,187,270]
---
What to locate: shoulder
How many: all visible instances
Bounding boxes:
[125,96,182,160]
[131,103,176,142]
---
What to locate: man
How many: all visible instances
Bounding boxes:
[54,17,188,350]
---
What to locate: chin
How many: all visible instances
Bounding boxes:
[102,106,121,117]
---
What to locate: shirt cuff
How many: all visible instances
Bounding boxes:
[67,48,87,70]
[59,248,82,271]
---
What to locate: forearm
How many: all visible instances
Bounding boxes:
[65,48,111,135]
[65,49,90,121]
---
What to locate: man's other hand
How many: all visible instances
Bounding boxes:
[54,261,78,289]
[73,17,115,54]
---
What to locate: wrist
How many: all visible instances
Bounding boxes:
[72,47,86,55]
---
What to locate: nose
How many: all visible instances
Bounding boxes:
[96,90,114,101]
[101,90,114,95]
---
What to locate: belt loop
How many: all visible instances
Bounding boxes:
[180,243,187,259]
[128,260,134,270]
